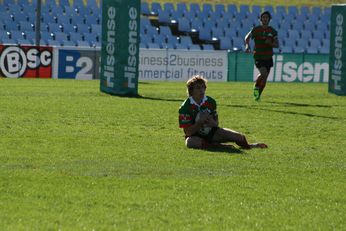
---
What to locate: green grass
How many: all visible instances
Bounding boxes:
[1,78,346,230]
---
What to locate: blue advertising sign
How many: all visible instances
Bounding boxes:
[57,48,100,79]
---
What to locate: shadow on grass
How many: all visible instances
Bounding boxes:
[266,101,332,108]
[137,95,183,102]
[100,91,184,103]
[225,103,340,120]
[203,144,244,155]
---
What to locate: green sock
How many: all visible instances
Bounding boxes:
[253,87,260,100]
[259,88,263,96]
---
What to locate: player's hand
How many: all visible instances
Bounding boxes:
[245,45,251,53]
[204,117,217,128]
[198,111,210,124]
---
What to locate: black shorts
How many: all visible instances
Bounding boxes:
[255,59,273,73]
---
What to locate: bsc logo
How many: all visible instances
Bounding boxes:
[0,46,52,78]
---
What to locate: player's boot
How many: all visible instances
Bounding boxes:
[253,87,261,101]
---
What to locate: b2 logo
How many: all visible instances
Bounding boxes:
[58,49,95,80]
[0,46,52,78]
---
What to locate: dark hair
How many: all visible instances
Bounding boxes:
[186,75,207,96]
[260,11,272,21]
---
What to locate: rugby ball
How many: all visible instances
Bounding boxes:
[195,111,212,135]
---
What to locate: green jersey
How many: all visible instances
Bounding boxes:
[178,96,217,129]
[250,25,278,60]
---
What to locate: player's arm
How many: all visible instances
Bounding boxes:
[215,114,219,126]
[272,35,279,48]
[265,35,279,48]
[204,112,218,128]
[183,111,209,136]
[184,121,203,137]
[244,31,252,53]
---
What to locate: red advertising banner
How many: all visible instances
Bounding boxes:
[0,45,53,78]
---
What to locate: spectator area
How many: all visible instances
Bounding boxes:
[140,2,330,53]
[0,0,330,53]
[0,0,100,47]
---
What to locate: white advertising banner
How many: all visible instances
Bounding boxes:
[139,49,228,82]
[252,55,329,83]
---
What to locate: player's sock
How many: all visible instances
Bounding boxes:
[253,86,260,101]
[257,88,264,100]
[259,88,264,96]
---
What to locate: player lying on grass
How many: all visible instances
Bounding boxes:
[178,75,268,150]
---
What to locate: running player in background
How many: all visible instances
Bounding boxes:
[178,75,268,150]
[245,11,279,101]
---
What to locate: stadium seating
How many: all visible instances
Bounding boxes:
[219,36,232,50]
[47,23,62,33]
[319,46,329,54]
[189,44,202,50]
[175,43,188,50]
[1,38,16,45]
[232,37,245,50]
[84,33,99,47]
[19,21,34,32]
[0,0,102,47]
[76,40,91,47]
[147,42,161,49]
[163,3,330,53]
[61,24,76,34]
[306,46,319,54]
[24,31,35,41]
[202,44,215,50]
[159,26,172,36]
[294,46,305,53]
[153,34,165,47]
[10,30,25,40]
[150,2,162,16]
[69,32,84,43]
[166,35,179,47]
[47,39,61,46]
[0,1,331,53]
[280,46,294,53]
[16,38,32,45]
[198,26,213,41]
[41,31,54,42]
[296,38,309,50]
[287,29,300,42]
[177,18,191,34]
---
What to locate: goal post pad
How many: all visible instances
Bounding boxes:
[329,4,346,95]
[100,0,140,96]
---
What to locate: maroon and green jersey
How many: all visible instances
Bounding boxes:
[250,25,278,60]
[178,96,217,129]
